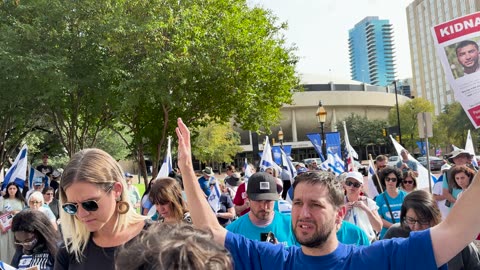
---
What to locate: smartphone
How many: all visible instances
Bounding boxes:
[260,232,275,243]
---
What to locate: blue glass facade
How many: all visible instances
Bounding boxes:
[349,16,396,86]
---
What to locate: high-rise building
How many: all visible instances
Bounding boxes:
[349,16,396,86]
[407,0,480,114]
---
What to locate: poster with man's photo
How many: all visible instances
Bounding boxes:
[432,12,480,128]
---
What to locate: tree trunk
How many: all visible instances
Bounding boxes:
[136,144,149,188]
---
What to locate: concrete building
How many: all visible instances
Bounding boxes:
[349,16,396,86]
[232,74,411,166]
[406,0,480,114]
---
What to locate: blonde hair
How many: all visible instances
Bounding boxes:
[59,148,146,262]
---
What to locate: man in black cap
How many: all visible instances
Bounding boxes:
[225,172,296,247]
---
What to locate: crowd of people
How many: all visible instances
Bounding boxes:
[0,119,479,269]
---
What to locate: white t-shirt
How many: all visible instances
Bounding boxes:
[343,196,379,242]
[432,181,449,220]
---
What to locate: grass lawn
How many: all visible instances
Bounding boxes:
[134,183,146,197]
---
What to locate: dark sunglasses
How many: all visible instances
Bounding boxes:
[385,177,397,182]
[345,181,362,188]
[62,184,114,215]
[403,180,414,184]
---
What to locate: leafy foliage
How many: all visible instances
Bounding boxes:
[192,122,242,165]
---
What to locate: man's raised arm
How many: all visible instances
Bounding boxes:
[175,118,227,245]
[431,171,480,266]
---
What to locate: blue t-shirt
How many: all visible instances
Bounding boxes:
[396,160,418,173]
[226,211,297,247]
[336,221,370,246]
[274,199,292,215]
[225,229,446,270]
[198,176,211,197]
[375,190,407,239]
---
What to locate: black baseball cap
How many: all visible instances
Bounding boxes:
[246,172,278,201]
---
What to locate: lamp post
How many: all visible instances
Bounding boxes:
[393,80,402,145]
[316,101,327,160]
[278,128,284,150]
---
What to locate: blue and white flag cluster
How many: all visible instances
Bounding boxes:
[208,181,222,213]
[280,147,297,183]
[1,144,28,190]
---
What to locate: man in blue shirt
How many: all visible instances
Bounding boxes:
[396,149,418,176]
[176,118,480,270]
[198,167,215,197]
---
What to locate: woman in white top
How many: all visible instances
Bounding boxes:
[343,171,382,242]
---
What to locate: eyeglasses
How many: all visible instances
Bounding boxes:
[14,237,36,246]
[404,216,430,226]
[62,184,114,215]
[29,201,43,205]
[385,177,397,182]
[345,181,362,188]
[403,180,414,184]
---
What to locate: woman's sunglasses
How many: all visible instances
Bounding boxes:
[403,180,414,184]
[62,184,114,215]
[345,181,362,188]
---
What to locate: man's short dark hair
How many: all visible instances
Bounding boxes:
[292,171,344,209]
[456,40,479,55]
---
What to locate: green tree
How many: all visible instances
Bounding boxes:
[435,102,477,152]
[112,0,299,179]
[192,122,242,167]
[388,98,434,151]
[337,114,388,159]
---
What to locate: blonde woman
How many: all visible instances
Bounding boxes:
[54,148,147,270]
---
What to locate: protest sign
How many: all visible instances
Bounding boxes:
[432,12,480,128]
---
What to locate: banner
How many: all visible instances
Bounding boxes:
[416,141,427,156]
[272,146,282,165]
[432,11,480,128]
[326,132,342,158]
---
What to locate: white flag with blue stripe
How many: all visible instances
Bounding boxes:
[365,159,379,198]
[208,181,222,213]
[156,136,173,179]
[280,148,297,183]
[259,136,276,172]
[28,165,45,189]
[1,144,28,190]
[465,130,478,167]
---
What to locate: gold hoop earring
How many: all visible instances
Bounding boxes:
[116,201,130,214]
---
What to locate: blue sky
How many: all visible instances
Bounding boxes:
[248,0,415,81]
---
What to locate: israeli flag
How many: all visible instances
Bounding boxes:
[465,130,478,167]
[208,181,221,213]
[28,165,45,189]
[1,145,28,190]
[243,158,253,179]
[365,159,379,198]
[321,148,345,176]
[259,136,275,171]
[156,136,173,179]
[280,148,297,183]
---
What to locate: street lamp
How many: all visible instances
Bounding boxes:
[316,101,327,160]
[277,128,284,150]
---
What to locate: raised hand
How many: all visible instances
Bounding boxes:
[175,118,192,171]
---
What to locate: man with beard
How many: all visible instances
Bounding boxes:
[225,172,296,247]
[176,117,480,270]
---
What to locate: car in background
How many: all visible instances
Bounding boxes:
[387,156,400,167]
[417,156,445,171]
